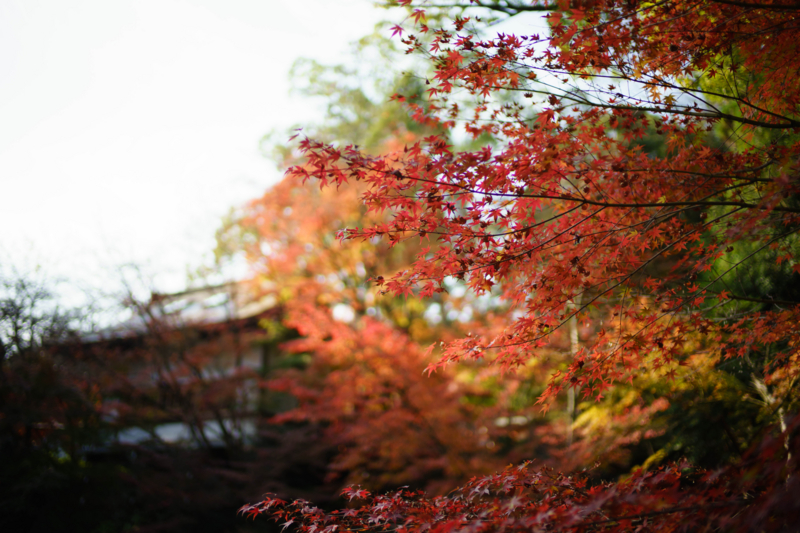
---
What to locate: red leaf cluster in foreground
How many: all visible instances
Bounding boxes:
[243,417,798,532]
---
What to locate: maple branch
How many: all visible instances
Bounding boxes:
[709,0,800,10]
[392,168,799,213]
[546,88,800,130]
[527,195,800,214]
[486,206,746,354]
[483,79,800,129]
[636,73,800,127]
[394,202,583,239]
[466,56,800,129]
[383,1,558,14]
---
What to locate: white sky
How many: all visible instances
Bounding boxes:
[0,0,387,293]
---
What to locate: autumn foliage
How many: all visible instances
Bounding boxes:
[241,0,800,529]
[242,421,799,532]
[289,0,800,400]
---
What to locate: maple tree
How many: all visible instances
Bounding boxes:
[286,0,800,407]
[242,0,800,529]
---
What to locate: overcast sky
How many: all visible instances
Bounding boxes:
[0,0,386,293]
